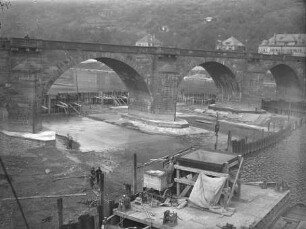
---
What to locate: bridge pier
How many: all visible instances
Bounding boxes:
[241,69,265,107]
[3,75,42,133]
[126,57,185,127]
[0,38,304,133]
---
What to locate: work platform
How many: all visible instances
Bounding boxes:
[113,185,289,229]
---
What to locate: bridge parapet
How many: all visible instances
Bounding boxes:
[1,37,305,134]
[6,38,306,63]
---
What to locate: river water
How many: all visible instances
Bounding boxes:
[43,115,306,205]
[240,126,306,205]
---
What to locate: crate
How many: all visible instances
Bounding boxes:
[143,170,168,191]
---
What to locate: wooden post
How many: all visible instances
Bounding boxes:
[132,153,137,195]
[223,162,229,174]
[236,155,242,197]
[98,173,105,228]
[227,157,244,207]
[78,214,94,229]
[48,95,51,114]
[176,162,180,196]
[97,205,103,228]
[244,137,248,155]
[227,131,232,152]
[57,198,63,229]
[108,200,115,216]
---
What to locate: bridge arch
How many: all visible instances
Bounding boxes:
[179,58,240,95]
[43,51,153,113]
[267,63,303,100]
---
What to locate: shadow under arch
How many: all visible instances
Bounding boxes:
[95,57,150,95]
[45,57,153,113]
[269,64,303,100]
[197,61,240,94]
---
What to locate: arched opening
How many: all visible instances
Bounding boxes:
[178,66,218,105]
[262,70,277,100]
[269,64,303,101]
[178,62,240,106]
[201,62,240,97]
[42,58,152,116]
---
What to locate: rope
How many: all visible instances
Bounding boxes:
[0,156,31,229]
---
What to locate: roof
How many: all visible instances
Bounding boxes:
[135,34,162,45]
[261,34,306,46]
[222,36,245,46]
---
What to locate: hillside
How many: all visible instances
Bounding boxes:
[0,0,305,52]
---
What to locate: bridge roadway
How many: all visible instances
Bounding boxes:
[5,37,306,62]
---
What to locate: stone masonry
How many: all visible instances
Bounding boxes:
[0,37,305,133]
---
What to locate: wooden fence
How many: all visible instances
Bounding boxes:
[42,91,128,115]
[177,92,216,105]
[230,118,305,156]
[261,99,306,117]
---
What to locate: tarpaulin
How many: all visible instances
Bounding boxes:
[189,173,226,208]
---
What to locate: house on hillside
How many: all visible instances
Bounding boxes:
[258,34,306,56]
[135,34,162,47]
[215,36,245,52]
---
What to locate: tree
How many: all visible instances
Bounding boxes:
[0,0,10,29]
[0,0,10,11]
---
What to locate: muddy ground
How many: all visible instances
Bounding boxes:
[0,105,290,229]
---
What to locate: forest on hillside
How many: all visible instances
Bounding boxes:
[0,0,305,51]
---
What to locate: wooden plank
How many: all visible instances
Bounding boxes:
[1,193,86,201]
[174,165,229,178]
[226,157,244,207]
[228,160,238,168]
[137,146,195,169]
[57,198,63,228]
[53,175,87,182]
[113,210,157,228]
[196,119,213,124]
[178,174,198,198]
[175,178,195,186]
[176,162,180,196]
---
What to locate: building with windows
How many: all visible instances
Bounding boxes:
[135,34,162,47]
[215,36,245,52]
[258,34,306,56]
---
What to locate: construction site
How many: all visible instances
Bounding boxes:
[1,60,306,229]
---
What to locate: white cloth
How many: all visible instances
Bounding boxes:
[189,173,226,208]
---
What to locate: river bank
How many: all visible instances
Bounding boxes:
[0,106,304,228]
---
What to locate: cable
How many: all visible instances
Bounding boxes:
[0,156,31,229]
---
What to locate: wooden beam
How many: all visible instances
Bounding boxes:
[175,178,195,186]
[178,174,198,198]
[133,153,137,195]
[137,146,195,169]
[1,193,86,201]
[57,198,63,228]
[53,175,87,182]
[226,157,244,207]
[174,165,229,178]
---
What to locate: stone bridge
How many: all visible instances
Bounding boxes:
[0,37,305,133]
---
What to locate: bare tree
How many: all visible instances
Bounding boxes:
[0,0,10,29]
[0,0,10,11]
